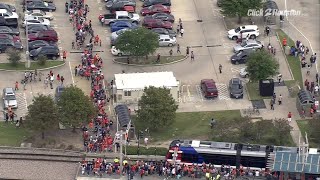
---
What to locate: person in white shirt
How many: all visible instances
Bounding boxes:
[315,85,319,95]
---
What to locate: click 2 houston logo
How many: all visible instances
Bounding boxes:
[247,8,303,17]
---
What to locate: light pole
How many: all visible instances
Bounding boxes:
[25,21,30,68]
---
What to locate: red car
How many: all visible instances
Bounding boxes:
[200,79,219,98]
[142,18,172,29]
[140,4,170,16]
[28,29,58,42]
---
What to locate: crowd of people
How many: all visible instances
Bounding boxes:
[80,158,275,179]
[65,0,116,153]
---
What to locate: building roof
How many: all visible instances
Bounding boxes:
[114,104,131,128]
[272,152,320,174]
[114,72,178,91]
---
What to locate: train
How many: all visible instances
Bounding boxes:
[166,140,299,169]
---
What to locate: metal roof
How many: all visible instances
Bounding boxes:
[297,90,314,104]
[114,72,178,91]
[273,152,320,174]
[114,104,131,128]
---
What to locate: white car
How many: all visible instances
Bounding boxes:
[25,10,54,20]
[111,46,129,56]
[239,68,249,78]
[159,35,176,47]
[22,16,50,27]
[0,8,19,19]
[227,25,259,40]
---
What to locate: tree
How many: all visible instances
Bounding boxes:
[37,54,47,66]
[57,85,96,132]
[273,118,292,145]
[7,48,21,66]
[25,95,59,139]
[246,50,279,82]
[220,0,262,23]
[136,86,178,131]
[115,27,159,60]
[309,118,320,144]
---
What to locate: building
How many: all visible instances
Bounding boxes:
[114,72,179,103]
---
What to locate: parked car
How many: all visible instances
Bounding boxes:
[230,51,251,64]
[0,34,21,42]
[28,39,56,50]
[26,1,56,12]
[229,78,243,99]
[0,3,16,12]
[0,26,19,35]
[106,0,136,8]
[159,34,176,46]
[140,4,170,16]
[0,9,19,20]
[0,16,18,27]
[106,1,136,12]
[151,27,176,37]
[110,28,130,45]
[29,45,60,60]
[26,24,52,34]
[22,0,54,6]
[22,16,50,27]
[227,25,259,40]
[233,40,263,53]
[200,79,218,98]
[99,11,140,25]
[239,67,249,78]
[142,18,172,29]
[145,13,174,23]
[143,0,171,7]
[0,38,23,53]
[2,87,18,109]
[111,46,129,56]
[110,20,137,32]
[55,85,65,101]
[25,9,54,20]
[28,29,58,42]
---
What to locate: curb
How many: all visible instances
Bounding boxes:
[0,61,66,72]
[112,55,188,67]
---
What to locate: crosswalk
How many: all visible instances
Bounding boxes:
[15,92,28,118]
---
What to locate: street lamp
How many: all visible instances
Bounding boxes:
[24,18,30,68]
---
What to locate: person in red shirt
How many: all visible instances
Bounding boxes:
[63,50,67,60]
[287,112,292,122]
[15,81,19,90]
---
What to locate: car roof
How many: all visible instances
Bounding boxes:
[159,34,171,39]
[230,78,241,84]
[201,79,216,87]
[114,20,130,25]
[0,9,10,13]
[115,11,129,15]
[240,25,258,30]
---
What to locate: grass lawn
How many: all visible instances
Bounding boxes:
[0,61,65,70]
[276,30,303,88]
[246,82,272,100]
[133,110,241,142]
[114,55,186,65]
[296,120,319,148]
[0,122,32,146]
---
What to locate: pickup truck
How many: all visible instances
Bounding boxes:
[98,11,140,26]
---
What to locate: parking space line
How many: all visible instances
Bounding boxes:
[68,61,75,84]
[195,85,204,101]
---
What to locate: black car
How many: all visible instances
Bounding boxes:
[145,13,174,23]
[151,27,176,37]
[228,78,243,99]
[26,24,52,34]
[0,39,23,53]
[0,17,18,28]
[55,85,65,101]
[230,51,250,64]
[0,26,19,35]
[29,45,60,60]
[26,1,56,12]
[0,3,16,12]
[28,40,56,50]
[106,1,136,12]
[22,0,54,6]
[143,0,171,7]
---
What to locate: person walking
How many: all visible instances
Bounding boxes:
[316,73,319,83]
[278,74,282,84]
[63,50,67,60]
[278,94,282,105]
[186,46,190,56]
[287,112,292,122]
[180,28,184,37]
[23,80,26,90]
[61,76,65,85]
[75,66,78,76]
[270,99,274,110]
[176,24,180,34]
[156,53,160,63]
[15,81,19,91]
[177,44,181,54]
[219,64,222,73]
[169,49,173,56]
[190,51,194,61]
[57,74,60,82]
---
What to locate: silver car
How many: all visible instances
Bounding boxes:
[3,87,18,109]
[159,34,176,47]
[110,28,130,45]
[233,40,263,53]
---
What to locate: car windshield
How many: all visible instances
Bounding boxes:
[6,10,13,16]
[207,87,216,92]
[116,29,126,35]
[5,95,16,100]
[231,84,241,90]
[236,52,243,56]
[235,27,241,33]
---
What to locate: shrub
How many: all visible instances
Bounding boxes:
[37,55,47,66]
[124,146,167,156]
[6,48,21,66]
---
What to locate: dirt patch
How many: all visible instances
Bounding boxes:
[24,129,83,151]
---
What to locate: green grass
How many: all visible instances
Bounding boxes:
[124,146,167,156]
[296,120,319,148]
[276,30,303,88]
[0,122,32,146]
[246,82,272,100]
[0,61,65,70]
[133,110,241,142]
[114,55,186,65]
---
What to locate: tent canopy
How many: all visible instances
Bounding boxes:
[115,104,132,128]
[297,90,314,105]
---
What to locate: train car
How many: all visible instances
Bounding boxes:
[166,140,298,169]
